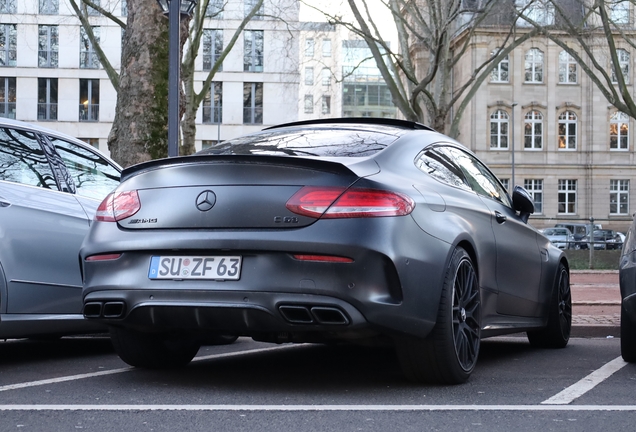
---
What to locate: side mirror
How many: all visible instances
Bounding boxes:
[512,185,534,223]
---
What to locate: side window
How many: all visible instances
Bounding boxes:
[415,147,470,191]
[447,146,512,207]
[48,137,120,200]
[0,127,58,190]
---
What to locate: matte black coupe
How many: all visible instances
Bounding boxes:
[80,119,571,384]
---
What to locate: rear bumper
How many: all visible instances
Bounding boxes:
[81,217,451,341]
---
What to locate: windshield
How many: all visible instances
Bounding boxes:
[197,127,405,158]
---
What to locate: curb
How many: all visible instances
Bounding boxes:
[571,324,620,338]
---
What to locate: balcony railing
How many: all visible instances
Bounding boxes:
[79,104,99,121]
[38,103,58,120]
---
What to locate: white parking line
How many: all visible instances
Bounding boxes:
[541,356,629,405]
[0,345,305,393]
[0,404,635,411]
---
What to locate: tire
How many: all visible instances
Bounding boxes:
[621,303,636,362]
[527,263,571,348]
[109,326,200,369]
[396,247,481,384]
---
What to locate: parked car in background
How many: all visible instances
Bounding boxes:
[618,219,636,362]
[0,118,121,339]
[581,229,623,250]
[554,222,599,249]
[541,227,575,249]
[80,118,571,384]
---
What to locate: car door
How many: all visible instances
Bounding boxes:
[0,126,90,314]
[447,146,544,317]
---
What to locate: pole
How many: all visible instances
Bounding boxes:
[167,0,181,157]
[511,102,517,190]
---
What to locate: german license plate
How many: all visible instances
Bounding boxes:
[148,256,242,280]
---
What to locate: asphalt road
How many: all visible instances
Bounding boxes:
[0,336,634,431]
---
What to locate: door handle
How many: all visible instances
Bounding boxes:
[0,199,10,208]
[495,211,507,224]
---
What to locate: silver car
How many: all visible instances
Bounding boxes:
[0,119,120,339]
[542,227,575,249]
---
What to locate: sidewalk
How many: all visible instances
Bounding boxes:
[570,270,621,338]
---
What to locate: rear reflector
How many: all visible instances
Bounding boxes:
[286,186,414,218]
[95,190,141,222]
[85,253,122,262]
[292,254,353,263]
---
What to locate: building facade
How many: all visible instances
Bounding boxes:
[453,1,636,232]
[1,0,299,155]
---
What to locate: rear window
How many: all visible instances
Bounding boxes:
[197,127,404,158]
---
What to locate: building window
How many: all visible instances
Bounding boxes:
[0,77,15,119]
[304,94,313,114]
[38,25,59,68]
[0,0,16,13]
[203,29,223,71]
[205,0,223,18]
[610,179,629,215]
[304,67,314,86]
[245,0,264,19]
[87,0,100,15]
[305,38,314,57]
[80,27,100,69]
[490,50,509,83]
[40,0,59,14]
[321,68,330,86]
[243,82,262,124]
[609,1,630,24]
[558,51,577,84]
[244,30,263,72]
[202,82,222,124]
[612,49,630,83]
[322,39,332,57]
[517,0,555,26]
[121,0,127,16]
[80,138,99,149]
[558,111,577,150]
[524,179,543,214]
[79,79,99,122]
[500,178,509,192]
[490,110,509,149]
[0,24,17,67]
[610,111,629,150]
[322,95,331,115]
[38,78,57,121]
[524,48,543,83]
[524,110,543,150]
[558,179,577,214]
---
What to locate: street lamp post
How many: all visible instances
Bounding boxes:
[511,102,518,190]
[156,0,198,157]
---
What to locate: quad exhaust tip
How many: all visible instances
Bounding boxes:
[278,305,349,325]
[83,301,126,319]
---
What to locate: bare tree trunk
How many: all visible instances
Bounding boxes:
[107,0,171,167]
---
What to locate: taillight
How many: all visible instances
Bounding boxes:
[85,253,122,261]
[286,186,414,218]
[95,190,141,222]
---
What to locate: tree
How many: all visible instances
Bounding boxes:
[515,0,636,119]
[72,0,264,166]
[309,0,536,136]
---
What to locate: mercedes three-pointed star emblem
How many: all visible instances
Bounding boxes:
[195,190,216,212]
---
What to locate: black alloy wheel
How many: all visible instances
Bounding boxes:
[528,263,571,348]
[396,247,481,384]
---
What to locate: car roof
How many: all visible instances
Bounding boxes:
[263,117,435,132]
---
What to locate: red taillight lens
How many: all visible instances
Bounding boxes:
[286,186,414,219]
[95,191,141,222]
[85,253,122,262]
[292,254,353,263]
